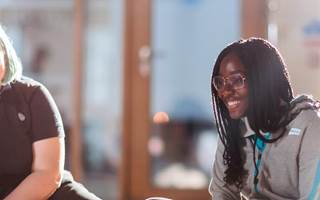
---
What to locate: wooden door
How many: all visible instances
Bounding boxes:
[121,0,267,200]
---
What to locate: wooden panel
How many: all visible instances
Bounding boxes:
[70,0,84,181]
[121,0,211,199]
[121,0,151,199]
[130,0,151,196]
[241,0,268,38]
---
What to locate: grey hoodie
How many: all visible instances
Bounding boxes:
[209,95,320,200]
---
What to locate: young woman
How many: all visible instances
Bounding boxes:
[0,25,101,199]
[209,38,320,199]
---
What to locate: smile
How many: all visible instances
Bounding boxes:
[226,100,241,110]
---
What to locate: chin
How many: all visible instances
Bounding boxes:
[229,112,244,119]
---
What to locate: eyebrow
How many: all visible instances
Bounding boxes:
[218,70,246,76]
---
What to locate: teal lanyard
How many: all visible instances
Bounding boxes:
[252,132,270,192]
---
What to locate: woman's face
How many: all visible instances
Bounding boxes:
[216,53,249,119]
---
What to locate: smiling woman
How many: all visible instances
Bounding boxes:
[209,38,320,200]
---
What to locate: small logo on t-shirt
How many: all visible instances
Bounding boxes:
[18,112,26,121]
[288,128,301,136]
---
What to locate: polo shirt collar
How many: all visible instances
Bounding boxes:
[242,117,256,138]
[0,83,11,96]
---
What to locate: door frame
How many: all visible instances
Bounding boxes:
[120,0,268,199]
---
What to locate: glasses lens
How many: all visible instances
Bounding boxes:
[229,74,244,89]
[213,76,224,90]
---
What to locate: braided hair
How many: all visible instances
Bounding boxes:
[211,38,294,188]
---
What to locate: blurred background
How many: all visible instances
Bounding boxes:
[0,0,319,199]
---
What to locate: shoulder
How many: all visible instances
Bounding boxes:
[12,76,50,100]
[285,109,320,142]
[295,109,320,148]
[13,76,43,89]
[297,109,320,127]
[292,109,320,161]
[305,109,320,133]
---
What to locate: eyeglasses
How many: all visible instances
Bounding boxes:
[212,73,246,91]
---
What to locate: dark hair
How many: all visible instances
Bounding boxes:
[211,38,293,188]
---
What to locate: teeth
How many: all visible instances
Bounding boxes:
[227,100,240,107]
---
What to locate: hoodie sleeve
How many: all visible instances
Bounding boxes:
[298,110,320,200]
[209,138,240,200]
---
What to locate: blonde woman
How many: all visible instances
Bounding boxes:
[0,25,101,200]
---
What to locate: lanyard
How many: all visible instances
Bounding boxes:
[249,132,270,192]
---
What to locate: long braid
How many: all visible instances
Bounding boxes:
[211,52,245,188]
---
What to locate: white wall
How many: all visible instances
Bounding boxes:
[270,0,320,99]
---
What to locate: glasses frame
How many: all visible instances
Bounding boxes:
[212,73,246,91]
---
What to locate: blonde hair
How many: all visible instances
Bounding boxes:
[0,25,22,83]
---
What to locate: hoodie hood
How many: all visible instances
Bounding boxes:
[241,94,319,138]
[288,94,319,121]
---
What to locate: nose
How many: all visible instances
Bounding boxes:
[219,83,235,100]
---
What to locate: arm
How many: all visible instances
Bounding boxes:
[299,111,320,200]
[4,137,65,200]
[209,138,239,200]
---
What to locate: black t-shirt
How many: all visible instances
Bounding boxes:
[0,77,64,197]
[0,77,100,200]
